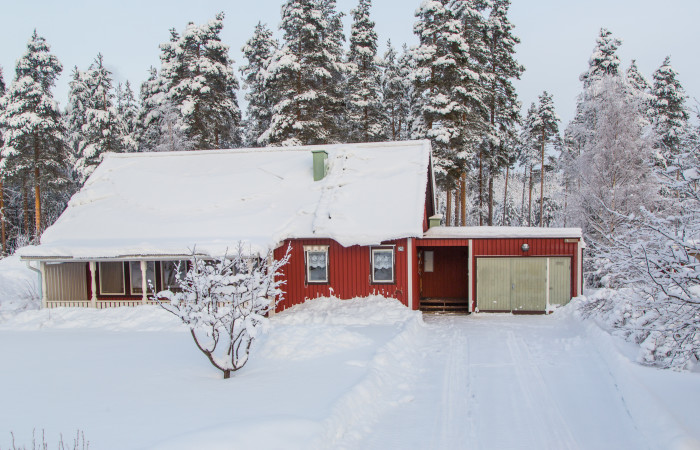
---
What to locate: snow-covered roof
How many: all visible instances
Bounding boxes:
[20,141,433,260]
[423,226,583,240]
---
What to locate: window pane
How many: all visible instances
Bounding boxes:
[130,262,155,295]
[307,251,328,282]
[373,250,394,282]
[99,262,125,295]
[161,261,186,292]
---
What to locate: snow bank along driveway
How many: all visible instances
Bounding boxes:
[0,298,698,449]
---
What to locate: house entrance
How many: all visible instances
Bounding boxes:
[419,247,469,313]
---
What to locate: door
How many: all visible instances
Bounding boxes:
[510,258,546,311]
[548,257,572,306]
[476,258,512,311]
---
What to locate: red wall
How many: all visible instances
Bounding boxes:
[274,238,410,312]
[420,247,469,299]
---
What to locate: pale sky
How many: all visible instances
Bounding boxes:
[1,0,698,126]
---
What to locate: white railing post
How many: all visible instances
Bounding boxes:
[468,239,473,313]
[140,261,148,304]
[89,261,97,308]
[40,262,48,309]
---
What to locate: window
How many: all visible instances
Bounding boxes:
[161,261,187,292]
[99,262,125,295]
[305,246,329,283]
[371,248,395,283]
[129,261,155,295]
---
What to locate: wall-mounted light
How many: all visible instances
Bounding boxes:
[521,243,530,252]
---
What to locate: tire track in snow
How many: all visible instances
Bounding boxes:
[506,330,579,450]
[431,318,474,450]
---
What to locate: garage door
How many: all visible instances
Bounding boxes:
[476,257,571,312]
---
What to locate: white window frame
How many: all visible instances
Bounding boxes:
[129,261,155,296]
[160,260,187,292]
[371,247,395,284]
[304,245,329,284]
[98,261,126,295]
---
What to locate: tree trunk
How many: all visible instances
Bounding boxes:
[478,152,483,226]
[540,129,546,227]
[445,188,452,227]
[528,166,533,227]
[34,141,41,243]
[223,369,231,379]
[455,184,462,227]
[502,165,510,226]
[460,172,467,227]
[22,177,30,237]
[521,169,527,225]
[487,163,494,226]
[0,179,5,255]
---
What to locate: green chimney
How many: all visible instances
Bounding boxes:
[429,214,443,228]
[312,150,328,181]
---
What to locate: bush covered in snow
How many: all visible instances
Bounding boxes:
[152,244,290,379]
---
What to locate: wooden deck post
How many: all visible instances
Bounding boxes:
[140,261,148,305]
[40,262,48,309]
[468,239,473,313]
[407,238,413,310]
[89,261,97,308]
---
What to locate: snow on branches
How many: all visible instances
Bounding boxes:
[152,244,291,379]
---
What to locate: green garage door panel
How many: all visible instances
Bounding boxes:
[511,258,547,311]
[476,258,511,311]
[549,257,572,306]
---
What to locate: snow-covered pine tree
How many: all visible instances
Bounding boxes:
[115,81,139,153]
[519,103,540,226]
[580,28,621,87]
[65,67,89,162]
[413,0,487,226]
[263,0,346,146]
[137,66,168,151]
[625,59,654,125]
[532,91,559,227]
[74,54,121,183]
[481,0,523,225]
[380,41,407,141]
[650,56,689,167]
[346,0,385,142]
[0,31,69,242]
[162,13,242,149]
[240,22,278,147]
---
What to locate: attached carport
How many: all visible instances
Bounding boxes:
[414,226,584,313]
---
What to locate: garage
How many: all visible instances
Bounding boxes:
[476,257,571,312]
[413,226,584,314]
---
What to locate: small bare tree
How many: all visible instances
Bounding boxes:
[152,243,290,379]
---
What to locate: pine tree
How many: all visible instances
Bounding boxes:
[162,13,242,149]
[413,0,487,226]
[0,65,6,253]
[381,41,404,141]
[650,56,689,165]
[580,28,621,87]
[74,54,121,183]
[625,59,653,124]
[346,0,385,142]
[263,0,346,146]
[240,22,278,147]
[519,103,539,225]
[137,66,168,151]
[0,31,69,242]
[481,0,523,225]
[532,91,559,227]
[115,81,140,153]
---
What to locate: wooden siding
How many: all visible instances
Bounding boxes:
[416,239,470,247]
[274,238,410,311]
[419,247,469,299]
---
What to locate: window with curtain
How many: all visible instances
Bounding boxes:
[98,262,125,295]
[371,248,394,283]
[306,249,328,283]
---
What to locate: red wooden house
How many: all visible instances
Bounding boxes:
[20,140,583,313]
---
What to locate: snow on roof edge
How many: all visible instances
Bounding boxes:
[423,226,583,239]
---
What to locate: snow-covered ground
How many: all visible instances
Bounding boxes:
[0,273,699,448]
[0,255,40,318]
